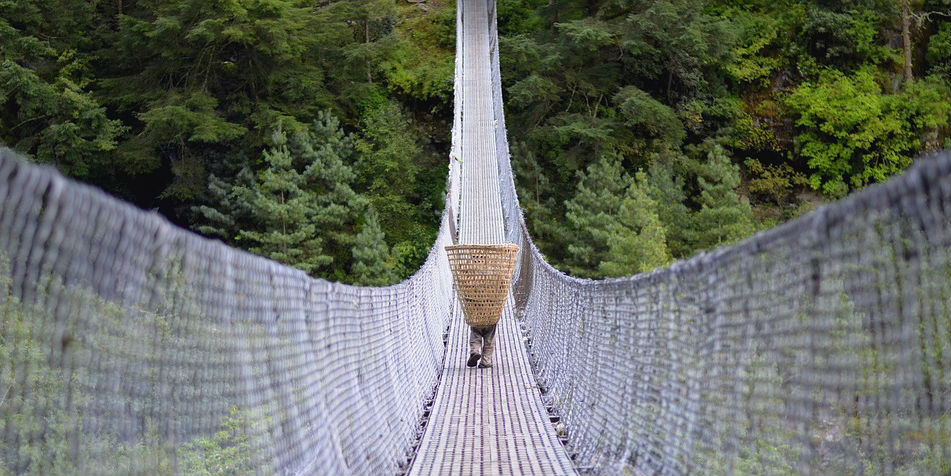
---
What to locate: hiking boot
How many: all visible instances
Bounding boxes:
[467,352,481,368]
[479,344,494,368]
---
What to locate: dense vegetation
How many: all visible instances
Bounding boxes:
[1,0,456,284]
[499,0,951,277]
[2,0,949,282]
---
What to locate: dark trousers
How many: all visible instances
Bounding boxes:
[468,324,497,364]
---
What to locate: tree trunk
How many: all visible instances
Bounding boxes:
[902,0,913,83]
[365,21,373,84]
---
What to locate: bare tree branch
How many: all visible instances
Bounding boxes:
[910,9,951,27]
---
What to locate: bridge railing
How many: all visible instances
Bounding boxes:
[0,144,456,475]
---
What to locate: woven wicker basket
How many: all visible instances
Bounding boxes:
[445,243,520,327]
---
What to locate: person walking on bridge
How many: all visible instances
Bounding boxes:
[467,325,496,368]
[446,243,519,370]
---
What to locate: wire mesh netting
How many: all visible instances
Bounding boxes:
[0,147,458,475]
[507,159,951,474]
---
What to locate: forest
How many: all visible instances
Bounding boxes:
[1,0,949,283]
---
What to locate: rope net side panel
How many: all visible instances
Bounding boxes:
[500,135,951,473]
[0,148,456,476]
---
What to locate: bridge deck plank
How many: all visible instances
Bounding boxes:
[408,299,576,476]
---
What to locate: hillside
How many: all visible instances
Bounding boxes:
[498,0,950,277]
[1,0,948,283]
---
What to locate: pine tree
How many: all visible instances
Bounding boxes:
[198,111,368,278]
[646,157,693,259]
[0,1,125,180]
[292,110,369,267]
[344,0,397,84]
[235,128,332,274]
[692,145,755,250]
[563,153,630,277]
[351,208,396,286]
[354,101,424,247]
[599,171,671,277]
[193,173,245,240]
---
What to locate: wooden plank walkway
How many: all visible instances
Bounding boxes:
[407,1,577,474]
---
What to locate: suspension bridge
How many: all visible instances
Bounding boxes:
[1,0,949,475]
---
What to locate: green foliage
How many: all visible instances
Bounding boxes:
[334,0,397,88]
[559,154,672,276]
[353,100,441,281]
[556,18,616,51]
[646,158,694,259]
[616,0,735,97]
[137,92,246,147]
[692,145,756,250]
[500,0,950,277]
[199,112,370,279]
[0,6,125,180]
[2,0,949,285]
[384,2,455,103]
[598,172,671,276]
[508,74,561,111]
[730,348,800,476]
[926,22,950,76]
[2,0,451,284]
[100,0,334,193]
[178,407,263,476]
[0,256,275,475]
[614,86,686,149]
[799,2,897,70]
[135,91,248,201]
[497,0,548,35]
[563,154,631,277]
[724,10,783,86]
[236,131,331,273]
[0,281,79,475]
[0,261,182,476]
[355,102,421,207]
[350,208,397,286]
[785,68,950,197]
[744,158,808,205]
